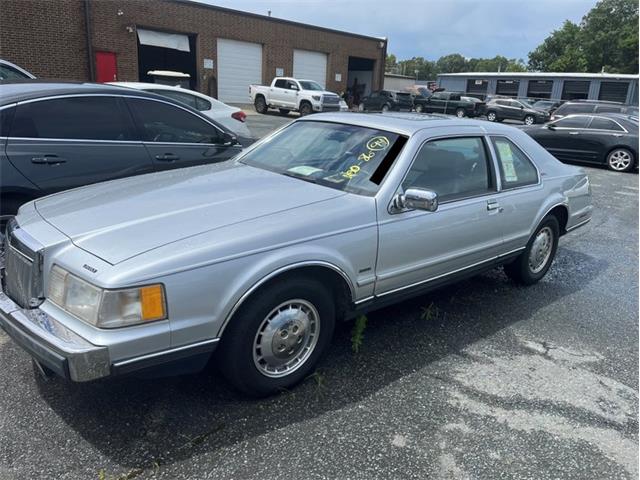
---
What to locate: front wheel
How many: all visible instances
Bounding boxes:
[455,108,466,118]
[606,148,634,172]
[523,115,535,125]
[299,102,313,116]
[381,103,390,113]
[358,102,366,112]
[486,111,497,122]
[218,277,335,397]
[504,215,559,285]
[415,104,424,113]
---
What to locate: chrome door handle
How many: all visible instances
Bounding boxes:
[568,131,580,135]
[487,200,500,211]
[155,153,180,162]
[31,156,66,165]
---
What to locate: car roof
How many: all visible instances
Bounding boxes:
[0,80,162,106]
[298,112,518,136]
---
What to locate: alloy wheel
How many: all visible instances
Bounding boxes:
[607,149,633,172]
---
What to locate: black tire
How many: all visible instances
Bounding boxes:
[254,95,267,114]
[523,115,535,125]
[299,102,313,116]
[381,103,390,113]
[278,108,290,116]
[486,110,498,122]
[504,215,560,286]
[606,147,635,172]
[415,104,424,113]
[455,108,466,118]
[218,277,335,397]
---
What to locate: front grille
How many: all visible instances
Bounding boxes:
[322,95,340,105]
[3,222,44,308]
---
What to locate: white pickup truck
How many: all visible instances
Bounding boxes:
[249,77,343,115]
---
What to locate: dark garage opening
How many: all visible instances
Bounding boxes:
[347,57,375,107]
[527,80,553,99]
[562,80,590,100]
[496,79,519,97]
[137,31,197,90]
[598,82,629,103]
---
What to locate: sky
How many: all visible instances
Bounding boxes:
[192,0,598,61]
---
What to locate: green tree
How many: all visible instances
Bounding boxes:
[385,54,398,73]
[580,0,639,73]
[528,20,587,72]
[436,53,468,73]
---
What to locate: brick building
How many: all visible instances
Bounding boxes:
[0,0,387,103]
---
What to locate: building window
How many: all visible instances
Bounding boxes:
[598,82,629,103]
[496,80,519,97]
[526,80,553,99]
[561,80,590,100]
[466,79,488,98]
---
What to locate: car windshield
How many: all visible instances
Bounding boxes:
[299,81,324,91]
[239,121,406,195]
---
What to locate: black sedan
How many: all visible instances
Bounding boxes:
[485,98,550,125]
[0,81,247,221]
[522,113,638,172]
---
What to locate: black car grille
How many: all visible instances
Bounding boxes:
[3,222,44,309]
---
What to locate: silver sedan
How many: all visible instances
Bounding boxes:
[0,112,592,396]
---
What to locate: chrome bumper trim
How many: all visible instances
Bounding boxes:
[0,291,110,381]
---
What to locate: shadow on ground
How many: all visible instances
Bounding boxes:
[36,247,605,475]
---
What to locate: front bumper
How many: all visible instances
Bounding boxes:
[0,290,110,381]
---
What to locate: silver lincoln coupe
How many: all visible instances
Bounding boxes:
[0,112,592,396]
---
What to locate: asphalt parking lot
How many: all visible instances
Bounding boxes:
[0,114,637,480]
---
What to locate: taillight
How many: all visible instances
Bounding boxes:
[232,111,247,123]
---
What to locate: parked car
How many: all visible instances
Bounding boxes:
[485,98,550,125]
[550,100,639,121]
[413,91,484,117]
[250,77,341,116]
[358,90,413,112]
[0,82,244,221]
[112,82,251,138]
[531,100,563,114]
[522,113,638,172]
[0,112,592,397]
[0,59,35,81]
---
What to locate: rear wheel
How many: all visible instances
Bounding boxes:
[254,96,267,114]
[381,103,390,113]
[486,111,497,122]
[606,148,634,172]
[455,108,466,118]
[415,104,424,113]
[218,277,335,397]
[504,215,559,285]
[358,102,366,112]
[524,115,535,125]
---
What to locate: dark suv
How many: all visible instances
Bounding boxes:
[413,91,484,117]
[550,101,639,121]
[484,98,550,125]
[0,82,245,221]
[359,90,413,112]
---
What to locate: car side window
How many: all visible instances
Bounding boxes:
[594,105,622,114]
[402,137,494,202]
[274,79,287,88]
[0,64,30,80]
[286,81,299,90]
[195,97,211,111]
[491,137,538,189]
[588,117,624,131]
[10,96,135,140]
[127,98,222,144]
[553,116,590,128]
[150,89,198,110]
[0,106,15,137]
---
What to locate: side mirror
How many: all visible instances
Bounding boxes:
[222,131,238,146]
[290,84,299,91]
[392,188,438,212]
[547,124,556,130]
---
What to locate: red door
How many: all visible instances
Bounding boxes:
[95,51,117,82]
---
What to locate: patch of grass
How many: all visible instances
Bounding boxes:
[351,314,368,353]
[420,302,439,321]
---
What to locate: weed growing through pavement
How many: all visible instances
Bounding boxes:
[421,302,440,321]
[351,314,368,353]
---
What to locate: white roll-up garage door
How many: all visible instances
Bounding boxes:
[217,38,262,103]
[293,49,327,88]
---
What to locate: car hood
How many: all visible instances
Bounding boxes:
[34,162,346,265]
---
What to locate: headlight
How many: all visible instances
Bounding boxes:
[312,95,321,101]
[48,265,166,328]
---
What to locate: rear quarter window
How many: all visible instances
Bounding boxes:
[491,137,538,189]
[0,106,15,137]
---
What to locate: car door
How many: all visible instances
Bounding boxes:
[126,97,242,170]
[284,80,300,109]
[269,79,289,107]
[375,134,505,295]
[365,92,379,110]
[488,136,543,253]
[426,93,446,114]
[536,115,592,163]
[583,116,628,164]
[5,95,154,194]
